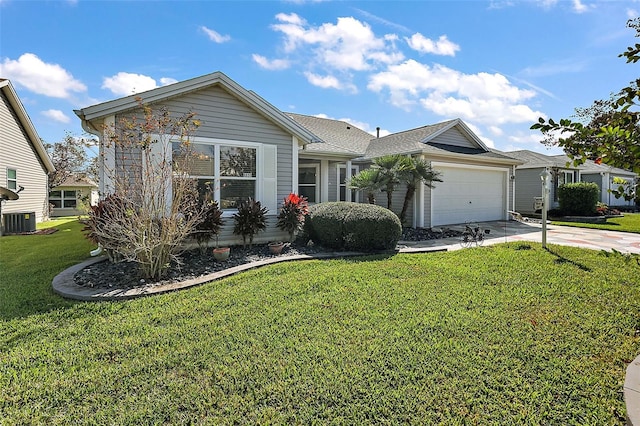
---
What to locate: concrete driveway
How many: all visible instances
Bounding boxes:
[398,220,640,254]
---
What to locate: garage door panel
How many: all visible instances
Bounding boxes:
[431,166,506,226]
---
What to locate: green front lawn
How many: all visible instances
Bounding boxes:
[1,220,639,424]
[553,212,640,233]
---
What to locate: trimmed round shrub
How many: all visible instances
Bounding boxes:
[558,182,600,215]
[306,202,402,251]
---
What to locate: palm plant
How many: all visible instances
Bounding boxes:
[347,168,383,204]
[397,157,442,224]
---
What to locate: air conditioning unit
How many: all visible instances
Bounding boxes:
[2,212,36,234]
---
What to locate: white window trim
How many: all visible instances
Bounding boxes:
[299,164,320,204]
[337,164,359,202]
[7,168,17,191]
[171,136,265,216]
[49,189,78,209]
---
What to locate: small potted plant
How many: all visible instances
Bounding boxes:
[276,192,309,244]
[233,198,268,249]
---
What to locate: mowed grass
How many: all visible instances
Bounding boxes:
[553,212,640,233]
[1,220,640,424]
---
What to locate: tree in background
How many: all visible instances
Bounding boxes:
[44,134,98,188]
[531,18,639,201]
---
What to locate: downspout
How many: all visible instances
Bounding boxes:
[76,111,105,257]
[512,164,516,212]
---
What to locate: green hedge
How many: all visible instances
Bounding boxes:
[558,182,600,215]
[306,202,402,251]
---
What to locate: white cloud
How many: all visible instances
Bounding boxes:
[353,8,412,33]
[536,0,558,9]
[628,8,639,19]
[270,13,403,71]
[405,33,460,56]
[519,58,588,77]
[159,77,178,86]
[571,0,591,13]
[508,132,544,145]
[304,72,357,92]
[0,53,86,99]
[41,109,71,123]
[102,72,175,96]
[252,54,291,70]
[488,125,504,136]
[200,26,231,43]
[368,59,544,126]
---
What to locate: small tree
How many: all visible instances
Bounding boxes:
[276,193,309,242]
[531,18,640,188]
[347,168,383,204]
[375,155,410,211]
[83,99,205,280]
[397,157,442,225]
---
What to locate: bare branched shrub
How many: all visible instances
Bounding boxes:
[84,100,206,280]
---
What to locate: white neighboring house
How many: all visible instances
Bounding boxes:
[0,79,55,228]
[49,175,99,217]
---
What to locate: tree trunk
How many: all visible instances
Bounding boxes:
[386,190,393,211]
[399,184,416,225]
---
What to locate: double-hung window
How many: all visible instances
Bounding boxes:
[173,139,263,211]
[7,168,17,190]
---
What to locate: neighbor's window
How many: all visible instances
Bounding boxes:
[173,141,257,210]
[49,190,77,208]
[7,168,17,190]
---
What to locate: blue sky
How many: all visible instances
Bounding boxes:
[1,0,638,155]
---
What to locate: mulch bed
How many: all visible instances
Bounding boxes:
[74,227,461,292]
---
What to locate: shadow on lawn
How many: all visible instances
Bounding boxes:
[545,247,592,272]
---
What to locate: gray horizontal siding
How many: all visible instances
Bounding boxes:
[115,84,295,205]
[432,128,476,148]
[515,168,545,213]
[0,91,49,222]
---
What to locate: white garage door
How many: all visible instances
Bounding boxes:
[431,166,507,226]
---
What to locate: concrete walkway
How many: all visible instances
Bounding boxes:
[399,219,640,254]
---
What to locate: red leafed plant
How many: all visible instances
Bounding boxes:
[276,193,309,242]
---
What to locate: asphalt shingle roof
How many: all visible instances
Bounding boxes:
[287,113,373,156]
